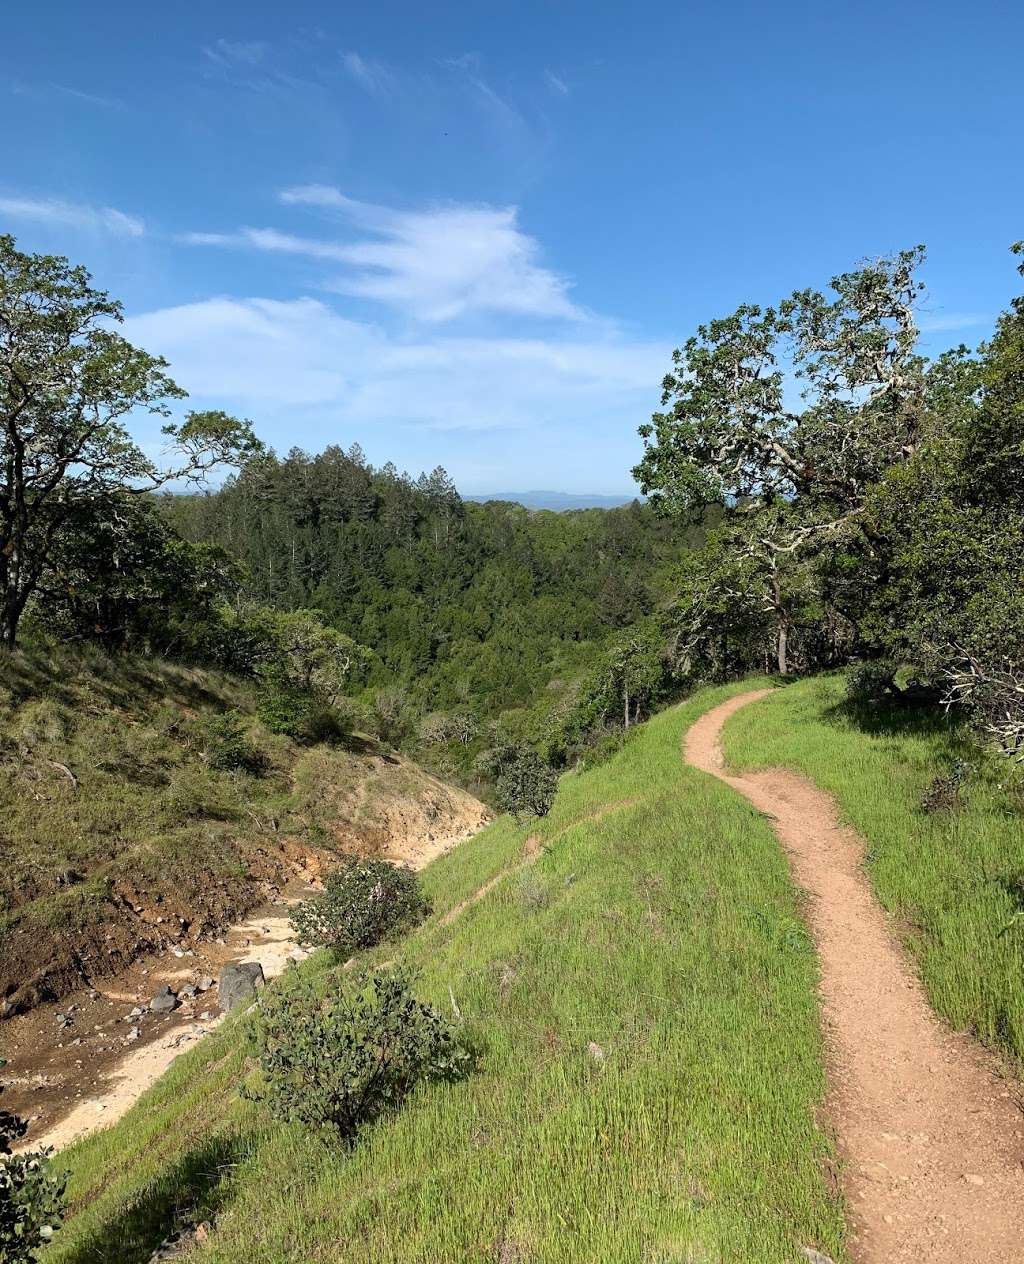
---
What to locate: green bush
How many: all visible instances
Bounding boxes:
[845,659,899,704]
[289,859,431,953]
[493,745,558,820]
[247,969,472,1140]
[304,705,354,746]
[1,1061,66,1262]
[256,668,313,740]
[200,711,267,775]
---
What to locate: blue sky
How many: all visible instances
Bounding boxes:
[2,1,1022,494]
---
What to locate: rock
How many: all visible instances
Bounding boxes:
[218,961,265,1013]
[179,984,198,1000]
[129,1006,144,1018]
[802,1250,836,1264]
[196,976,215,993]
[150,986,178,1013]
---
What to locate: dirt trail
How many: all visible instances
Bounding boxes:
[685,690,1024,1264]
[10,821,485,1155]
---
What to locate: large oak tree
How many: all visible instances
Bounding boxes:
[0,235,260,646]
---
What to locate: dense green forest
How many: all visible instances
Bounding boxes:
[1,227,1021,783]
[161,452,705,779]
[2,231,1022,790]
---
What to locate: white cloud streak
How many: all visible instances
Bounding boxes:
[184,189,583,322]
[122,296,665,431]
[202,39,267,67]
[340,52,397,98]
[0,195,144,237]
[917,311,992,333]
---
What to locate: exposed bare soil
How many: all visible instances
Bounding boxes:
[2,776,489,1152]
[685,690,1024,1264]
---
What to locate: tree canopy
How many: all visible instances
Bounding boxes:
[0,235,259,645]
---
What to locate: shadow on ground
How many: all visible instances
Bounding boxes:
[57,1132,246,1264]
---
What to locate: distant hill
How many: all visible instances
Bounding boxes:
[466,489,639,511]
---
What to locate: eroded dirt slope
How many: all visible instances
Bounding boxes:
[0,648,489,1018]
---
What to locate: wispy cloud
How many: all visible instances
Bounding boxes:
[123,295,664,431]
[50,82,126,110]
[202,39,267,68]
[340,52,397,98]
[441,52,531,143]
[918,311,992,333]
[0,194,144,237]
[544,70,570,97]
[184,189,584,323]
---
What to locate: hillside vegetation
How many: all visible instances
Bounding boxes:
[0,644,486,1016]
[45,683,847,1264]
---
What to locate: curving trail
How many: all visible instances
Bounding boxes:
[685,690,1024,1264]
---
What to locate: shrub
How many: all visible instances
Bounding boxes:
[493,745,558,820]
[1,1061,66,1262]
[920,759,972,814]
[846,659,899,705]
[289,858,432,953]
[247,969,472,1140]
[304,705,354,746]
[256,667,313,740]
[200,711,267,775]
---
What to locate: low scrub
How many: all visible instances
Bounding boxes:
[487,744,558,820]
[1,1062,66,1262]
[289,858,431,954]
[199,711,268,775]
[246,969,472,1141]
[845,659,899,704]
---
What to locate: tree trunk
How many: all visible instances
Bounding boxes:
[776,619,788,676]
[623,687,630,730]
[1,596,23,648]
[770,570,789,676]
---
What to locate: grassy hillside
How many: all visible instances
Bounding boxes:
[44,681,846,1264]
[0,645,485,1016]
[723,676,1024,1061]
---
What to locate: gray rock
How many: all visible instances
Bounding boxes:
[218,961,265,1013]
[179,984,198,1000]
[150,986,177,1013]
[196,976,215,993]
[802,1250,836,1264]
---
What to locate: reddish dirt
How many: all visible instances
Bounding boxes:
[0,887,309,1145]
[2,811,488,1152]
[685,690,1024,1264]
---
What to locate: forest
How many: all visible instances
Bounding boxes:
[2,232,1023,796]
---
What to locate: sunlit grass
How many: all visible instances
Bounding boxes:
[48,680,846,1264]
[723,674,1024,1059]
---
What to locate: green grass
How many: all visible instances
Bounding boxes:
[47,680,846,1264]
[722,674,1024,1061]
